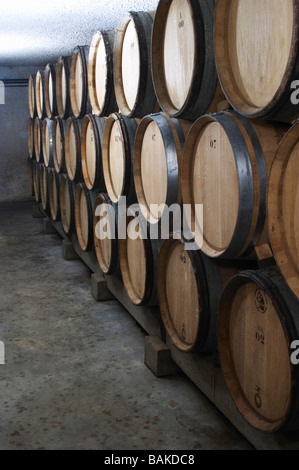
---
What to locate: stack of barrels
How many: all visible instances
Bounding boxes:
[26,0,299,434]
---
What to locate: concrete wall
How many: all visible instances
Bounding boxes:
[0,65,45,202]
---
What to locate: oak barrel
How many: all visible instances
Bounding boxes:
[33,161,42,203]
[102,113,138,205]
[52,116,66,174]
[70,46,92,119]
[151,0,225,120]
[42,118,53,168]
[268,120,299,301]
[35,70,47,119]
[40,164,50,214]
[27,117,35,159]
[74,182,97,252]
[157,236,241,352]
[182,111,287,258]
[118,210,162,306]
[44,63,58,119]
[214,0,299,121]
[218,267,299,433]
[27,157,34,197]
[59,174,76,237]
[81,114,106,191]
[88,30,118,117]
[49,168,61,222]
[134,112,192,223]
[113,11,157,118]
[28,74,37,118]
[34,117,43,163]
[93,192,121,275]
[56,56,72,119]
[64,116,83,182]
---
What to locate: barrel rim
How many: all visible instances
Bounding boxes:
[214,0,299,120]
[59,174,76,236]
[27,117,35,159]
[35,69,46,119]
[49,168,61,221]
[42,117,53,168]
[81,113,106,191]
[74,181,94,251]
[52,116,65,173]
[34,116,43,163]
[70,46,90,119]
[28,74,37,118]
[65,116,82,181]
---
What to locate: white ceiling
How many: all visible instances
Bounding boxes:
[0,0,159,67]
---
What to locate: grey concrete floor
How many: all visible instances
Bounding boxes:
[0,200,253,450]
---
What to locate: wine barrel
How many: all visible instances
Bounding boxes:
[157,236,241,352]
[27,117,35,159]
[34,117,43,163]
[33,161,42,203]
[113,11,157,118]
[93,192,121,275]
[52,116,66,174]
[218,266,299,433]
[56,56,72,119]
[64,116,83,182]
[48,168,61,222]
[35,70,47,119]
[44,63,58,119]
[268,120,299,301]
[27,157,34,196]
[102,113,138,205]
[28,74,37,118]
[59,174,76,236]
[40,164,50,214]
[151,0,226,120]
[182,111,287,258]
[118,210,162,306]
[134,112,192,223]
[81,114,106,191]
[42,118,53,167]
[214,0,299,121]
[70,46,92,119]
[88,30,118,117]
[75,182,97,251]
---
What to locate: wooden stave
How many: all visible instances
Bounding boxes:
[59,174,77,237]
[42,117,54,168]
[56,56,72,120]
[88,30,118,117]
[93,192,121,276]
[102,112,138,205]
[113,11,157,118]
[33,161,42,203]
[214,0,299,121]
[70,46,92,119]
[80,113,106,192]
[52,116,66,174]
[44,63,58,119]
[181,110,286,259]
[151,0,221,120]
[64,116,83,182]
[218,266,299,433]
[74,182,97,252]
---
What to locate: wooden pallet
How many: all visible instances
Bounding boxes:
[33,202,299,450]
